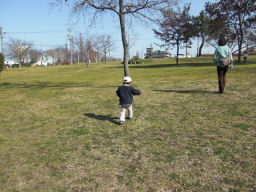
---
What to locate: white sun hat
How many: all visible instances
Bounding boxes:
[123,76,132,83]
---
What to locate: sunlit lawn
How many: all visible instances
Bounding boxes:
[0,57,255,191]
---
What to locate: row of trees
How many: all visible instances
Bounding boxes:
[154,0,256,65]
[3,0,256,75]
[46,33,118,66]
[55,0,178,76]
[5,33,117,67]
[55,0,255,75]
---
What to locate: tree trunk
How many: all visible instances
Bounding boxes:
[237,13,244,64]
[238,42,242,63]
[119,0,130,76]
[185,42,188,58]
[235,28,243,64]
[198,35,205,57]
[176,41,179,66]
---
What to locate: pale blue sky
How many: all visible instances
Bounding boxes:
[0,0,214,59]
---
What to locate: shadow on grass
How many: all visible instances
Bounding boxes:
[153,89,219,94]
[235,60,256,65]
[84,113,120,125]
[128,62,215,69]
[0,82,117,90]
[114,60,256,69]
[111,62,214,69]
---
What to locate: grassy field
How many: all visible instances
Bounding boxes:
[0,57,255,192]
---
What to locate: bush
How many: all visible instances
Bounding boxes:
[11,64,19,68]
[122,58,151,64]
[128,58,143,64]
[0,53,4,73]
[22,62,32,67]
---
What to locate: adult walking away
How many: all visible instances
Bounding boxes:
[243,51,248,63]
[213,37,233,94]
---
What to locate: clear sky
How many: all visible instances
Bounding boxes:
[0,0,214,59]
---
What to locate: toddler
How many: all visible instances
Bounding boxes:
[116,76,141,125]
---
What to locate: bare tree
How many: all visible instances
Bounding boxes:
[127,30,139,60]
[75,35,96,67]
[29,48,42,64]
[244,25,256,52]
[75,33,86,63]
[97,34,117,64]
[6,39,33,68]
[54,0,177,76]
[45,46,69,64]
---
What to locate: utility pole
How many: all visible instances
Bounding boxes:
[68,26,73,64]
[0,26,6,56]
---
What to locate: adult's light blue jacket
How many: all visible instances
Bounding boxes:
[213,45,233,67]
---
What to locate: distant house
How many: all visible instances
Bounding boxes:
[45,56,55,65]
[174,53,191,58]
[4,60,18,67]
[144,48,171,59]
[33,56,55,66]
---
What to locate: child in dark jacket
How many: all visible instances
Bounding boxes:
[116,76,141,125]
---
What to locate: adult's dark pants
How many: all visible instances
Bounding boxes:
[217,66,228,93]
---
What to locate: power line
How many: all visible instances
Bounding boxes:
[32,42,66,46]
[6,30,65,34]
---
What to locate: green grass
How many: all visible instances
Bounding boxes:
[0,57,255,191]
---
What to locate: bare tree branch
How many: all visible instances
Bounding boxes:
[53,0,177,76]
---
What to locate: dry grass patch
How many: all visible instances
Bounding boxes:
[0,58,255,191]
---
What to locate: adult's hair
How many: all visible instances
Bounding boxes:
[218,36,227,46]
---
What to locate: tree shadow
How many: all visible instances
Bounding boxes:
[84,113,120,125]
[0,81,117,90]
[153,89,219,94]
[114,60,256,69]
[122,62,215,69]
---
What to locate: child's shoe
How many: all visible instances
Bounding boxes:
[120,121,125,125]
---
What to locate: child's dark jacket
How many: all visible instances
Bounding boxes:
[116,85,141,105]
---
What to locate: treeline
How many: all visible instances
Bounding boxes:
[3,0,256,69]
[4,33,118,67]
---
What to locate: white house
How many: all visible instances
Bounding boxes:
[33,56,55,66]
[4,60,18,67]
[144,48,172,59]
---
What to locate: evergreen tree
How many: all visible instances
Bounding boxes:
[205,0,256,63]
[153,4,192,65]
[191,11,210,57]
